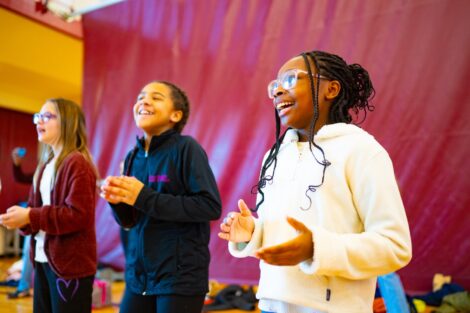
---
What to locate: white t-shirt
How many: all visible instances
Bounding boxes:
[35,159,56,263]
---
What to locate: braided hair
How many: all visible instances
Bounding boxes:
[252,51,375,211]
[306,51,375,124]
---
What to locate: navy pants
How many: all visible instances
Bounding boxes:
[33,262,94,313]
[120,287,205,313]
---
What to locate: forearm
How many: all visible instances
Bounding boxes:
[302,225,412,279]
[134,186,222,222]
[29,202,95,235]
[12,164,34,184]
[109,202,139,228]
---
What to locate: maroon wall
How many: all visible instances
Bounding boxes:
[82,0,470,291]
[0,108,37,213]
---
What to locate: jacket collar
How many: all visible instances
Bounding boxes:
[136,129,178,153]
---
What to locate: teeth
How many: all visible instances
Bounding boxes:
[276,102,294,110]
[139,110,153,115]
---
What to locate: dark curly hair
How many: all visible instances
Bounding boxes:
[151,80,190,133]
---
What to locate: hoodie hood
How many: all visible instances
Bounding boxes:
[282,123,367,144]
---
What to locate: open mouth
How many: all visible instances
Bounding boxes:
[138,109,154,115]
[276,101,295,116]
[276,101,294,110]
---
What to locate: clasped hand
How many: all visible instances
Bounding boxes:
[100,176,144,206]
[0,206,31,229]
[219,199,314,266]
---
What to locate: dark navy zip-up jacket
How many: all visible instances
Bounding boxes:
[110,129,222,296]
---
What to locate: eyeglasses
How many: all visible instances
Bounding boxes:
[33,112,57,124]
[267,69,327,99]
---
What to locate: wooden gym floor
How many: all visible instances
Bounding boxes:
[0,256,260,313]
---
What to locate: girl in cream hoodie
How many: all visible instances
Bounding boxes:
[219,51,412,313]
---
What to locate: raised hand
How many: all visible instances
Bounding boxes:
[218,199,255,243]
[11,147,26,166]
[255,216,313,266]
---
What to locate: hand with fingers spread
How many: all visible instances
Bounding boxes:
[218,199,255,243]
[100,175,144,206]
[255,216,313,266]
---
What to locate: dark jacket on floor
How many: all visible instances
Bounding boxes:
[110,129,222,296]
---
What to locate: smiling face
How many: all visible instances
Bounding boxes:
[133,82,183,137]
[36,101,61,149]
[272,56,336,141]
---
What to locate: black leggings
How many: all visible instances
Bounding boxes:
[33,262,94,313]
[120,288,205,313]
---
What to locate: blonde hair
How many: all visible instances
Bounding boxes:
[34,98,98,187]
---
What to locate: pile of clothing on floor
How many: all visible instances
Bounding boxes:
[373,273,470,313]
[202,280,258,311]
[408,274,469,313]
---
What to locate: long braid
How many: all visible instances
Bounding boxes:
[252,109,289,212]
[300,52,331,210]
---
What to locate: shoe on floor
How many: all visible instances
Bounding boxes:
[7,289,31,299]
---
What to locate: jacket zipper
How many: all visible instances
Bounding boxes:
[141,153,148,295]
[140,222,147,295]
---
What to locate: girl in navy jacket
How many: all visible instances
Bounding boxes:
[100,81,222,313]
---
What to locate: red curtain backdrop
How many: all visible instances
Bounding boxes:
[0,108,38,213]
[82,0,470,292]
